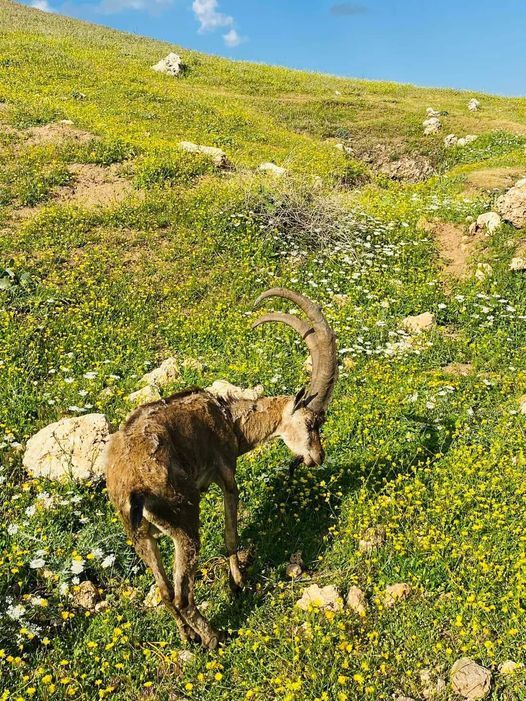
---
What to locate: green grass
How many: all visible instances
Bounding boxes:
[0,1,526,700]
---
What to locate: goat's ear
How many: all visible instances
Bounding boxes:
[292,387,307,413]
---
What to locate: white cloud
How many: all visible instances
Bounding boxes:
[192,0,232,32]
[31,0,53,11]
[223,28,243,47]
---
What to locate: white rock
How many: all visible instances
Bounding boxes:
[206,380,264,401]
[127,385,161,406]
[151,52,184,77]
[23,414,110,482]
[139,357,179,388]
[402,312,435,334]
[423,117,441,135]
[382,582,413,607]
[450,658,492,700]
[444,133,458,147]
[335,143,354,155]
[496,180,526,228]
[179,141,231,168]
[468,212,502,235]
[257,162,287,176]
[359,525,386,553]
[457,134,478,147]
[426,107,441,118]
[509,256,526,271]
[296,584,342,612]
[518,394,526,414]
[499,660,523,675]
[468,98,481,111]
[474,263,493,281]
[346,586,367,616]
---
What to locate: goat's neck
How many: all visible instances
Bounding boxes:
[228,395,291,456]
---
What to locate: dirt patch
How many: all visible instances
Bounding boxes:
[54,163,137,208]
[464,167,525,193]
[423,219,486,282]
[441,362,473,376]
[24,121,94,147]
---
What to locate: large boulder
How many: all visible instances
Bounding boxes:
[23,414,110,481]
[179,141,231,168]
[496,180,526,228]
[151,53,185,77]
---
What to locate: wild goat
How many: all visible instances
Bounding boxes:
[105,288,338,648]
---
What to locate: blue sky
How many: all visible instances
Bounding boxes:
[23,0,526,96]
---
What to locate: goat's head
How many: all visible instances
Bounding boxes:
[253,288,338,468]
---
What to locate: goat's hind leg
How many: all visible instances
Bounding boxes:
[133,528,194,643]
[172,527,222,650]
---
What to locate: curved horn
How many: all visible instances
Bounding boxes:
[252,288,338,414]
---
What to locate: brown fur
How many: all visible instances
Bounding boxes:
[105,388,324,648]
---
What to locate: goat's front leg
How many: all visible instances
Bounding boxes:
[219,468,245,593]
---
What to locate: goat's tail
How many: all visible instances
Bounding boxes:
[128,490,182,533]
[129,491,147,532]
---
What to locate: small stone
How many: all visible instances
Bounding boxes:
[426,107,441,118]
[346,586,367,616]
[444,133,458,147]
[395,697,416,701]
[94,600,110,613]
[509,256,526,271]
[423,117,441,135]
[468,98,481,111]
[474,263,493,281]
[402,312,435,334]
[296,584,342,612]
[60,119,75,125]
[127,384,161,406]
[144,583,162,608]
[286,563,303,579]
[332,293,349,306]
[73,580,100,610]
[383,583,412,607]
[468,212,502,235]
[359,525,386,553]
[139,357,179,388]
[441,362,473,377]
[257,162,287,176]
[518,395,526,414]
[178,650,196,666]
[499,660,523,675]
[450,658,492,700]
[457,135,478,147]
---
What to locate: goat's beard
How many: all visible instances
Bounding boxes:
[288,455,303,480]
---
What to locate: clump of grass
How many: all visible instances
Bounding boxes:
[134,149,218,187]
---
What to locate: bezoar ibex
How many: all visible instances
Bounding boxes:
[105,288,338,649]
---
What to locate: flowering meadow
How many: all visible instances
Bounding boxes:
[1,1,526,699]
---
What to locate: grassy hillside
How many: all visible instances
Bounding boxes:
[0,1,525,699]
